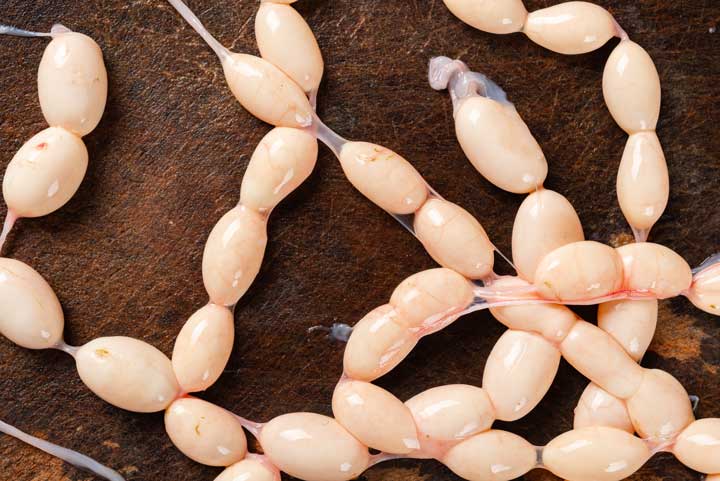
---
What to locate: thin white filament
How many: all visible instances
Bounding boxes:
[0,419,125,481]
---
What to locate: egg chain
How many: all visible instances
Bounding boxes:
[0,23,126,481]
[441,0,666,242]
[165,0,720,446]
[166,0,720,345]
[0,5,322,480]
[436,0,712,473]
[171,1,720,480]
[425,22,663,444]
[0,2,323,479]
[0,23,106,255]
[0,24,111,346]
[0,2,716,480]
[425,58,591,426]
[425,40,664,464]
[431,0,717,476]
[167,0,517,285]
[437,0,671,446]
[434,0,667,388]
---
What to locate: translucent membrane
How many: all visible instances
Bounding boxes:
[0,210,18,254]
[613,17,630,41]
[534,445,544,468]
[0,24,52,37]
[309,113,347,158]
[233,414,263,438]
[631,224,650,244]
[166,0,229,60]
[309,114,514,272]
[308,323,354,342]
[0,23,71,38]
[0,419,125,481]
[361,428,672,476]
[692,252,720,275]
[689,394,700,412]
[54,340,79,357]
[368,452,404,468]
[428,56,512,114]
[392,282,659,341]
[471,283,657,306]
[334,280,662,352]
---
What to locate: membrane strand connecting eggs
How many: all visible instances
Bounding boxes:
[168,0,506,285]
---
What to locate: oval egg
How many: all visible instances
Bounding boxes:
[3,127,88,218]
[414,198,495,279]
[343,304,416,381]
[38,31,107,136]
[573,383,634,433]
[202,205,268,306]
[255,2,323,93]
[542,426,650,481]
[443,430,537,481]
[482,329,560,421]
[442,0,527,34]
[561,321,644,399]
[626,369,694,442]
[616,132,669,235]
[616,242,692,298]
[389,268,474,328]
[534,241,624,301]
[672,418,720,474]
[76,336,179,413]
[222,53,313,128]
[0,257,64,349]
[215,458,280,481]
[240,127,318,213]
[603,40,661,134]
[260,412,370,481]
[332,380,419,454]
[165,397,247,466]
[512,188,584,281]
[455,96,547,193]
[597,299,657,362]
[338,141,427,214]
[523,2,617,55]
[405,384,495,446]
[172,303,235,393]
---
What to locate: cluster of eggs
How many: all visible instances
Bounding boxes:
[0,1,719,481]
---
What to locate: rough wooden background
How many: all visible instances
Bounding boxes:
[0,1,718,480]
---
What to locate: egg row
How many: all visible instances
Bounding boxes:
[165,387,720,481]
[438,1,668,239]
[2,29,106,236]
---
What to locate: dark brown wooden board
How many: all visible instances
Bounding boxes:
[1,1,719,480]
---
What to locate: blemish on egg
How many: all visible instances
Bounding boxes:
[94,348,110,358]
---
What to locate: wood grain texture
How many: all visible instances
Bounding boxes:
[0,1,718,480]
